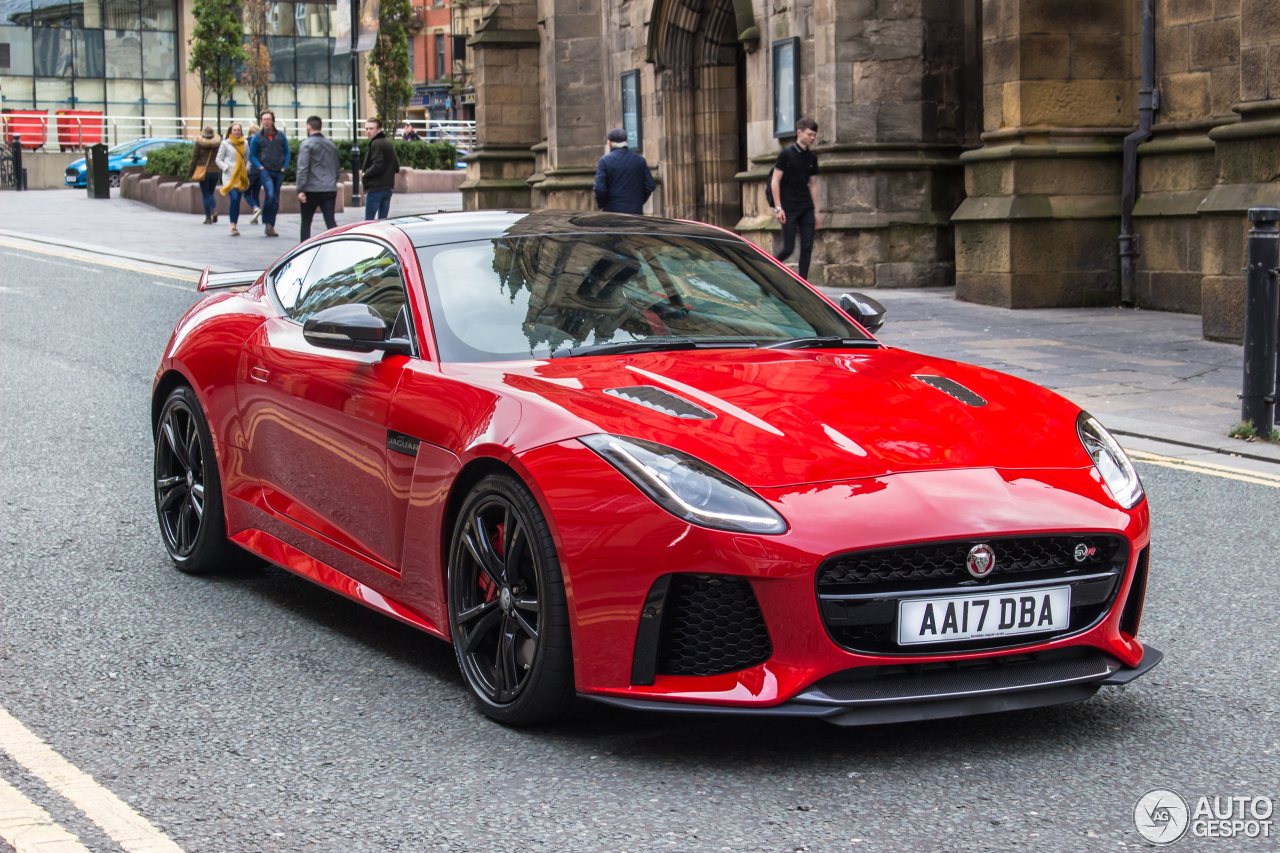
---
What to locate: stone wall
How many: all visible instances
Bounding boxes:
[460,0,1280,340]
[954,0,1134,309]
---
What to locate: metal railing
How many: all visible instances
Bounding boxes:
[1,114,475,152]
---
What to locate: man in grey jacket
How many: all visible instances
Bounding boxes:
[296,115,341,241]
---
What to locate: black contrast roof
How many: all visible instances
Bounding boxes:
[389,210,738,248]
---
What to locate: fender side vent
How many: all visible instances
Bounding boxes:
[604,386,716,419]
[913,375,987,407]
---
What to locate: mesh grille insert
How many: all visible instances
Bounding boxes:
[818,535,1123,588]
[912,375,987,407]
[657,574,772,676]
[604,386,717,419]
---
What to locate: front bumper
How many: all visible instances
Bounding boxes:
[518,442,1153,713]
[585,644,1163,726]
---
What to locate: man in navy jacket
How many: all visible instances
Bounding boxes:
[593,128,654,215]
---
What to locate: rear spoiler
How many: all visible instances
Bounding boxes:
[197,266,266,292]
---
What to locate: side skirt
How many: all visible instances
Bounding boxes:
[231,528,449,641]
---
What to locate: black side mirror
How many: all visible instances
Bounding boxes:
[303,304,412,356]
[839,292,887,334]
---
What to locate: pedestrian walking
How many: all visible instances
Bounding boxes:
[770,116,821,280]
[593,128,654,215]
[401,123,420,142]
[296,115,341,242]
[249,111,290,237]
[189,127,222,225]
[216,122,256,237]
[362,118,399,220]
[245,123,263,225]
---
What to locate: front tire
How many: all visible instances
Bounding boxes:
[108,171,120,188]
[153,385,236,574]
[447,473,576,725]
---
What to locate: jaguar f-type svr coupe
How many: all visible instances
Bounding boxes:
[152,210,1161,726]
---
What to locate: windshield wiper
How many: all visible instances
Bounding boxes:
[550,338,761,359]
[762,336,880,350]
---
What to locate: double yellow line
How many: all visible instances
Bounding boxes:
[1126,449,1280,489]
[0,238,199,282]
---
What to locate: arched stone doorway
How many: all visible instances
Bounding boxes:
[649,0,751,228]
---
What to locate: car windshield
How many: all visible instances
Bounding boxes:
[108,141,141,154]
[416,232,870,362]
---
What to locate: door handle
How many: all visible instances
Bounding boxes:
[250,366,270,383]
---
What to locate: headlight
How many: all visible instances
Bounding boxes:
[579,434,787,534]
[1077,413,1144,509]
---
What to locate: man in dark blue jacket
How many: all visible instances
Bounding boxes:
[248,110,290,237]
[593,128,654,215]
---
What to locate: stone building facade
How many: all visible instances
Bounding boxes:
[461,0,1280,342]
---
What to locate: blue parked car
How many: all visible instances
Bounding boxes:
[64,137,188,188]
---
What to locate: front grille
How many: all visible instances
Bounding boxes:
[817,534,1129,655]
[66,168,79,177]
[818,534,1122,590]
[656,574,772,677]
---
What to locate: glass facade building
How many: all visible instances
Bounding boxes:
[1,1,351,126]
[213,2,350,122]
[1,1,180,117]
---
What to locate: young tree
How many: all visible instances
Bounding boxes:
[368,0,415,128]
[241,0,272,120]
[188,0,245,134]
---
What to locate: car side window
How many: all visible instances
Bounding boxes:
[289,239,410,335]
[271,247,319,315]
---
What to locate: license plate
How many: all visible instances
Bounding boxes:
[897,586,1071,646]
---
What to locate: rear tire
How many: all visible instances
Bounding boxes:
[153,385,238,574]
[447,473,577,725]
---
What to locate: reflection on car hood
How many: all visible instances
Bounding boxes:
[455,347,1093,488]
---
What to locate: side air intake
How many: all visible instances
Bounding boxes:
[604,386,716,419]
[912,375,987,407]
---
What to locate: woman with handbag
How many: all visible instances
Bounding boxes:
[216,122,257,237]
[189,126,222,224]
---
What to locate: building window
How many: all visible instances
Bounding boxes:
[435,32,444,79]
[772,36,799,138]
[210,2,350,128]
[0,0,179,120]
[620,69,640,150]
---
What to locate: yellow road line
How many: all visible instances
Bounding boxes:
[0,775,92,853]
[0,705,184,853]
[0,239,199,283]
[1126,448,1280,488]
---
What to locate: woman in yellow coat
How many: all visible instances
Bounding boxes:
[215,122,258,237]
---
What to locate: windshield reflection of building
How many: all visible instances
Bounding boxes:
[493,234,761,353]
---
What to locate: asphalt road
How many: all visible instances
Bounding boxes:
[0,245,1277,852]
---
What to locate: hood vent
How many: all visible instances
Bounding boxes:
[604,386,716,420]
[913,375,987,407]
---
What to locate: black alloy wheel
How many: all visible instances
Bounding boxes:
[154,385,236,574]
[448,473,576,725]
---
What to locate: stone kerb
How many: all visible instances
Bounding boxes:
[120,172,350,217]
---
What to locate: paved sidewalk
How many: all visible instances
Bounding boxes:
[0,187,463,272]
[830,287,1273,462]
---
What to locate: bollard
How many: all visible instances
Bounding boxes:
[11,138,22,191]
[1241,207,1280,434]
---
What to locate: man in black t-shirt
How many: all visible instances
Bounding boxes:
[770,116,821,280]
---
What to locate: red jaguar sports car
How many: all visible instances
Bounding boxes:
[152,210,1161,726]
